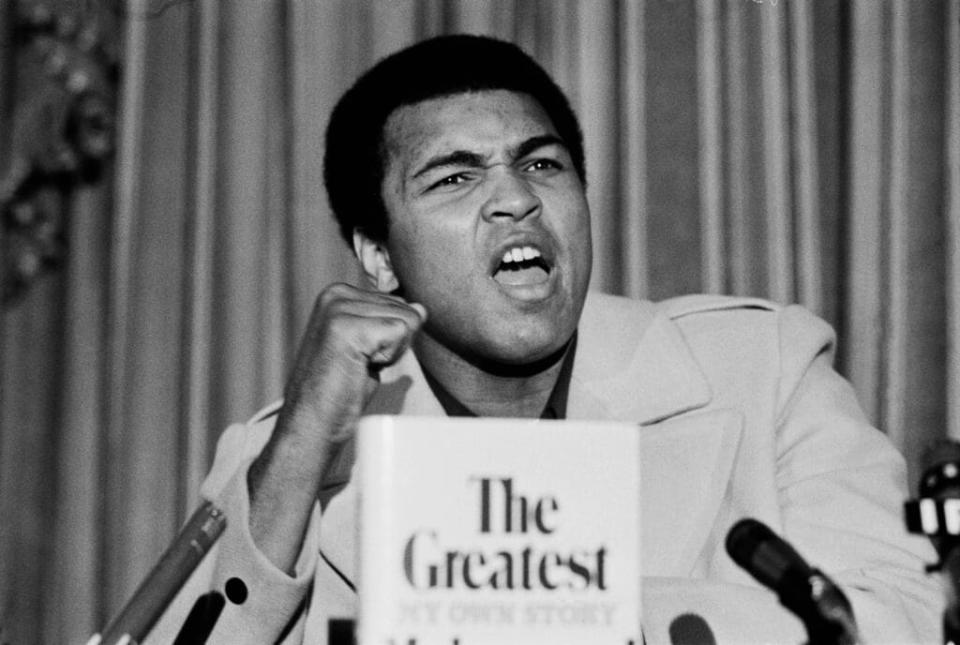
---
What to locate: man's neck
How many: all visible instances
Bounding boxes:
[413,335,571,418]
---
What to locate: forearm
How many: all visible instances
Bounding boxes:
[248,408,343,575]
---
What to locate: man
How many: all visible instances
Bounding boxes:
[150,35,941,642]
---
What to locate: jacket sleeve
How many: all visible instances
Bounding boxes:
[143,418,322,644]
[771,304,943,643]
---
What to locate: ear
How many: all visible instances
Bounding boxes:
[353,229,400,293]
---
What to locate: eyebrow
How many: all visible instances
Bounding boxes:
[411,150,486,180]
[514,134,567,161]
[410,134,569,180]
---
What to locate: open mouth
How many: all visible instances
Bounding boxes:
[492,245,552,286]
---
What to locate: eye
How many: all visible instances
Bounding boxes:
[524,158,563,173]
[428,172,472,191]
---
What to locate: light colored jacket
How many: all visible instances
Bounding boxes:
[149,292,943,643]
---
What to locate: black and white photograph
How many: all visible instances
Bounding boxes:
[1,1,958,643]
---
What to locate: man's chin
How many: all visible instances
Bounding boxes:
[416,312,576,377]
[467,332,575,377]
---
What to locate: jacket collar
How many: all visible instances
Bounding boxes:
[327,292,729,584]
[366,291,713,423]
[568,291,713,424]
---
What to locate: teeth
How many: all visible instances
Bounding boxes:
[501,245,542,265]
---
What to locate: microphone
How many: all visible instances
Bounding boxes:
[726,518,859,645]
[904,440,960,644]
[668,613,717,645]
[96,500,226,645]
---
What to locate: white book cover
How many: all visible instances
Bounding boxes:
[356,415,642,645]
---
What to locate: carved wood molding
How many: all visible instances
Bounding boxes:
[1,1,117,305]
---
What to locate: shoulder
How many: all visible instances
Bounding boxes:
[657,293,781,319]
[587,291,782,319]
[652,295,840,397]
[585,291,836,367]
[596,294,845,415]
[647,293,831,344]
[661,293,835,360]
[586,291,786,330]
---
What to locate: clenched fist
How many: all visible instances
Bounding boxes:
[248,283,426,572]
[281,282,427,443]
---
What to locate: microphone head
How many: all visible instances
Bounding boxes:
[726,518,769,557]
[921,440,960,497]
[668,613,717,645]
[725,518,812,591]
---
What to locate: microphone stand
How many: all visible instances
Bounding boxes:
[938,541,960,645]
[95,501,226,645]
[904,440,960,645]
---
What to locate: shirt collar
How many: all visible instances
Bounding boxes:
[420,332,578,420]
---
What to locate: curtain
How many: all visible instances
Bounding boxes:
[0,0,957,641]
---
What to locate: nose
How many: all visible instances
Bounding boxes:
[480,167,541,222]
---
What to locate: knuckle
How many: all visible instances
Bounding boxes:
[385,315,415,338]
[317,282,351,308]
[405,308,425,327]
[359,320,404,353]
[325,312,357,340]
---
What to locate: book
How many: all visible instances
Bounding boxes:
[357,415,641,645]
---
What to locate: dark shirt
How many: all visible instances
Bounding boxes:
[421,333,578,420]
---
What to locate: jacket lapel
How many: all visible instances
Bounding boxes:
[569,291,712,424]
[637,409,744,576]
[571,292,743,576]
[365,290,716,425]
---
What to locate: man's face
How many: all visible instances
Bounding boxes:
[379,89,592,367]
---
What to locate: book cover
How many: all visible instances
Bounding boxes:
[357,415,641,645]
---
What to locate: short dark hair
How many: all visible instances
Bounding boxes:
[323,34,586,245]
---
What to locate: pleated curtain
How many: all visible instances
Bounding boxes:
[0,1,957,642]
